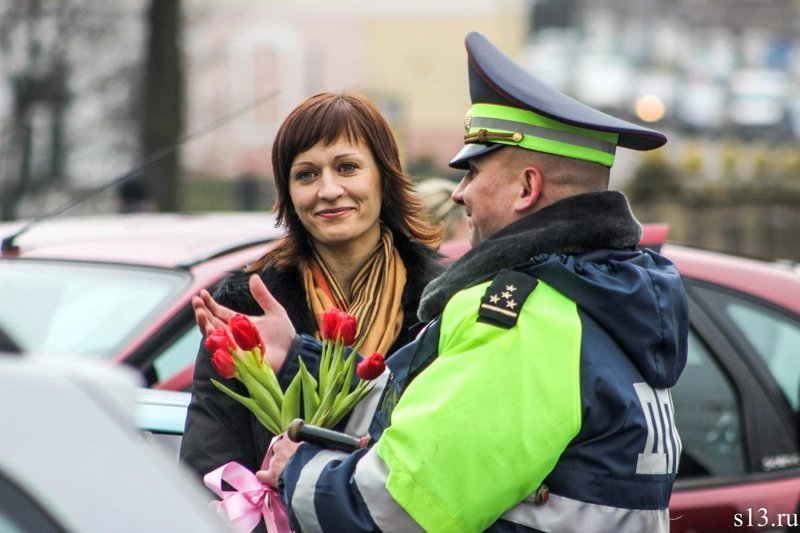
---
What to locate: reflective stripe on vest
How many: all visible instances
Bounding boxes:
[501,493,671,533]
[353,447,423,532]
[290,450,347,532]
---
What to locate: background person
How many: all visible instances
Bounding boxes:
[115,177,154,214]
[241,32,689,532]
[416,177,469,240]
[180,91,443,490]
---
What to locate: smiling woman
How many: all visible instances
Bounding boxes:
[287,139,383,266]
[180,92,444,496]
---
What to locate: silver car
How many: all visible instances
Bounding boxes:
[0,355,230,533]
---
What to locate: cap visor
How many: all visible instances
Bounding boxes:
[448,143,503,169]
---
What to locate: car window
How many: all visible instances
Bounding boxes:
[693,285,800,411]
[673,330,746,478]
[726,301,800,410]
[0,259,190,358]
[153,325,202,383]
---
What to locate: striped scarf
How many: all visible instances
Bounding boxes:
[303,228,407,356]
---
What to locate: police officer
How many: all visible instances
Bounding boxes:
[227,32,689,532]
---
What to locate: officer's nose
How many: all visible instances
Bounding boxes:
[452,177,466,205]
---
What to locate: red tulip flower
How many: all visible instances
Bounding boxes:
[205,327,235,354]
[321,308,345,341]
[229,313,264,353]
[319,308,358,346]
[357,352,385,381]
[337,314,357,346]
[211,349,237,379]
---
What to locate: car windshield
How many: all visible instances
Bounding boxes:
[0,259,190,358]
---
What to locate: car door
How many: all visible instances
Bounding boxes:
[669,279,800,532]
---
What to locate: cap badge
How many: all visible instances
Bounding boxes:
[464,108,473,132]
[464,128,524,145]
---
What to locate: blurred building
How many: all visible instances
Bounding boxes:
[528,0,800,141]
[182,0,531,180]
[4,0,798,221]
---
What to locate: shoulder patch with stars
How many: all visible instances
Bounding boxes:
[477,269,538,329]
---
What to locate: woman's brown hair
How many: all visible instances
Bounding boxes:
[247,91,443,272]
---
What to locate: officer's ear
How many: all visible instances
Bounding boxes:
[514,165,542,212]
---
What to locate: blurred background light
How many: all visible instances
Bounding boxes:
[636,94,666,123]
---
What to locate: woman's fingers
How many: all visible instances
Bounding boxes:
[198,309,225,336]
[193,294,230,336]
[249,274,284,314]
[192,296,218,336]
[200,289,236,322]
[248,274,296,371]
[192,296,210,335]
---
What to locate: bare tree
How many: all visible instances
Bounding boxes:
[0,1,70,220]
[0,0,143,220]
[139,0,184,212]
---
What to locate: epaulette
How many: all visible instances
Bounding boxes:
[477,269,538,329]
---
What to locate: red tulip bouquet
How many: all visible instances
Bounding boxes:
[205,309,385,434]
[202,309,385,533]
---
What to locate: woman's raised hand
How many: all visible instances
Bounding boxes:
[192,274,296,373]
[247,274,296,372]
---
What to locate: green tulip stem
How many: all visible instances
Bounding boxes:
[211,379,281,435]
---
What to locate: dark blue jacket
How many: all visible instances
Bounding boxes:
[281,192,688,532]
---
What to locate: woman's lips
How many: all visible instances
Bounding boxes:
[317,207,354,219]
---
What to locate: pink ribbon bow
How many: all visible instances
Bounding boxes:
[204,436,291,533]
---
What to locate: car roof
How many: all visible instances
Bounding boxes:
[663,243,800,314]
[0,212,284,268]
[6,215,799,315]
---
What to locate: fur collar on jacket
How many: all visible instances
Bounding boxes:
[418,191,642,321]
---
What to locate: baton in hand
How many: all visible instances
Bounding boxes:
[287,419,371,453]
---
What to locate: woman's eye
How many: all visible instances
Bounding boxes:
[340,163,357,173]
[295,170,314,181]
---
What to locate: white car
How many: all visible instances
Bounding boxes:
[0,354,230,533]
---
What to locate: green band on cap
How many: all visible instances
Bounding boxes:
[466,103,619,167]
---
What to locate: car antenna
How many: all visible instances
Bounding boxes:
[0,89,280,255]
